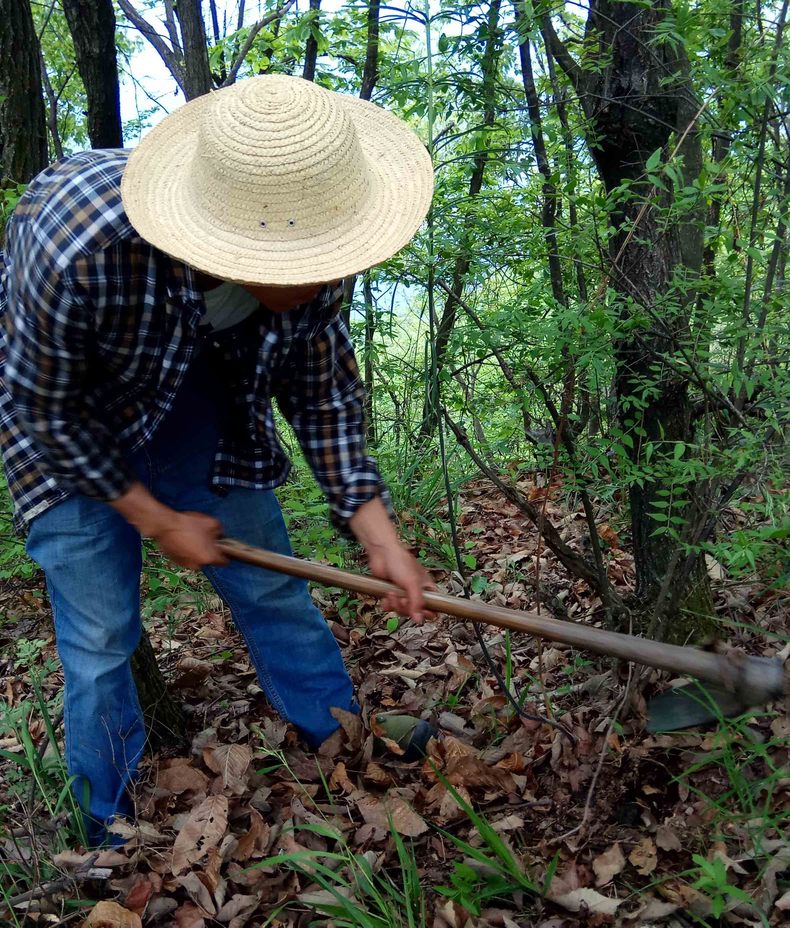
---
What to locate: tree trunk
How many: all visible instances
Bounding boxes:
[340,0,382,325]
[360,0,380,101]
[0,0,48,187]
[362,273,376,444]
[421,0,503,438]
[131,626,188,753]
[61,0,124,148]
[302,0,321,82]
[175,0,213,100]
[544,0,714,638]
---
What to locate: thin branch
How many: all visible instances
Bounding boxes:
[39,52,64,160]
[222,0,297,87]
[444,411,622,610]
[162,0,182,53]
[539,14,583,91]
[117,0,186,95]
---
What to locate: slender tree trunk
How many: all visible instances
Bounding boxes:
[360,0,380,100]
[39,53,65,162]
[516,10,565,309]
[175,0,213,99]
[0,0,48,187]
[302,0,321,81]
[420,0,503,437]
[341,0,382,325]
[208,0,227,83]
[61,0,124,148]
[362,273,376,444]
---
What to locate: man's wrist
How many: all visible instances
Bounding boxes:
[349,495,400,551]
[109,481,175,539]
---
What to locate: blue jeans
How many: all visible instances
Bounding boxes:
[26,355,354,845]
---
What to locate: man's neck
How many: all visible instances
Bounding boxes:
[195,272,329,313]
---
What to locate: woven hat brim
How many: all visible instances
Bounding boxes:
[121,92,434,286]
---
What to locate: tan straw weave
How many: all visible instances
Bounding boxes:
[121,75,434,286]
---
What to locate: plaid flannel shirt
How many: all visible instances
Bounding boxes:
[0,150,388,533]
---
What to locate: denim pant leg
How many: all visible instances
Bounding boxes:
[26,496,144,845]
[145,394,355,746]
[210,492,355,746]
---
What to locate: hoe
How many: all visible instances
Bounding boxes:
[218,539,787,735]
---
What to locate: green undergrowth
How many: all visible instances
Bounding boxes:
[249,744,547,927]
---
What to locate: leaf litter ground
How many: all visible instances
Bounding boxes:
[0,477,787,926]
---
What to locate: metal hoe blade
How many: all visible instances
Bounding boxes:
[647,682,759,732]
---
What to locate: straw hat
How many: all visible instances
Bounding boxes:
[121,75,434,286]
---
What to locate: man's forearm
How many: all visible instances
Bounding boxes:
[348,495,400,552]
[109,481,227,569]
[109,481,173,538]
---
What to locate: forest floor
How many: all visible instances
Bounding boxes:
[0,475,788,927]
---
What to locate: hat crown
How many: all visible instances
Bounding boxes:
[189,76,369,235]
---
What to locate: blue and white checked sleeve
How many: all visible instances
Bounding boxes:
[3,253,135,503]
[276,308,392,532]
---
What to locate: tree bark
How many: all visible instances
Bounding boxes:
[302,0,321,82]
[362,273,376,444]
[61,0,124,148]
[360,0,380,101]
[131,625,188,753]
[544,1,714,637]
[175,0,213,99]
[0,0,48,186]
[421,0,503,437]
[340,0,382,325]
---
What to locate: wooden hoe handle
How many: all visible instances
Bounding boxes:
[217,538,786,704]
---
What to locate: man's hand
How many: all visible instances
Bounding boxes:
[349,496,435,621]
[366,540,435,621]
[110,481,227,569]
[152,511,227,570]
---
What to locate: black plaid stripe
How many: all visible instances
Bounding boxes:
[0,150,388,532]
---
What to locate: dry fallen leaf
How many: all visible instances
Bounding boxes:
[174,657,214,689]
[775,890,790,911]
[172,795,229,874]
[178,871,216,916]
[655,823,681,852]
[158,761,210,795]
[548,886,621,915]
[123,874,154,916]
[173,901,207,928]
[82,901,142,928]
[658,881,712,917]
[204,744,252,793]
[630,897,679,922]
[629,836,658,876]
[329,760,355,793]
[593,843,626,886]
[356,793,428,837]
[215,893,261,925]
[232,809,270,862]
[444,753,517,793]
[363,761,391,785]
[597,523,621,549]
[330,706,363,745]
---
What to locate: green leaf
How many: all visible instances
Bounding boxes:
[645,148,662,171]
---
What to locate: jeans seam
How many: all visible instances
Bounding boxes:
[202,566,291,721]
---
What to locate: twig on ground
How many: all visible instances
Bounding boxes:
[554,650,635,845]
[6,854,108,908]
